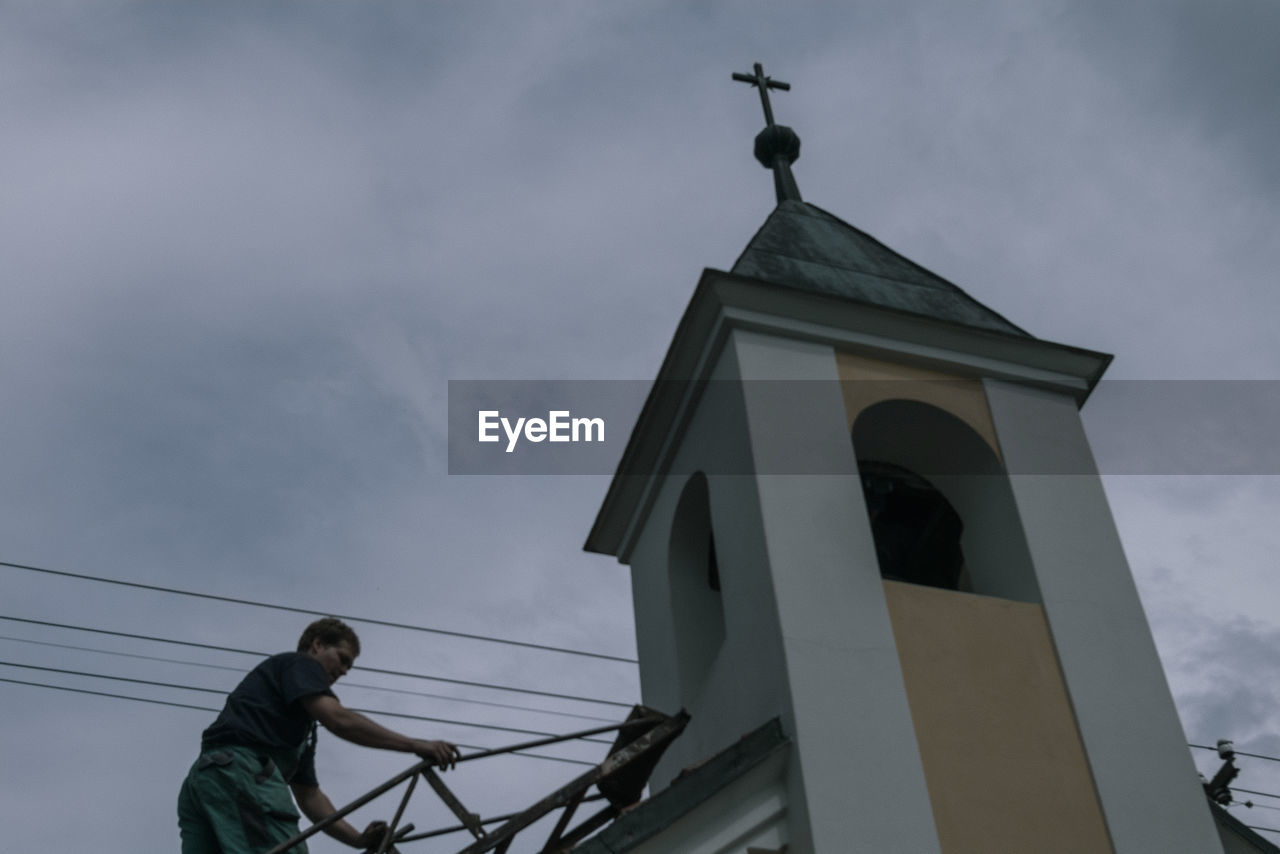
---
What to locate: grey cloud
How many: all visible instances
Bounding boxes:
[3,3,1279,851]
[1062,0,1280,193]
[1175,617,1280,756]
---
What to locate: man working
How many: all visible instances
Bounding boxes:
[178,617,460,852]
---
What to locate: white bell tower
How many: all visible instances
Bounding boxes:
[585,65,1223,854]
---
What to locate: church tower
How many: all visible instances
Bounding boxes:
[585,65,1223,854]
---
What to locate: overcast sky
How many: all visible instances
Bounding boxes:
[2,2,1279,851]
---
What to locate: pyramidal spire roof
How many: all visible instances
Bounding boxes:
[731,199,1031,338]
[727,63,1028,338]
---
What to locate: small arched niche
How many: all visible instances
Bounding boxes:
[853,399,1040,603]
[667,471,726,704]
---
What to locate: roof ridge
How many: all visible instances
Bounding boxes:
[727,203,789,272]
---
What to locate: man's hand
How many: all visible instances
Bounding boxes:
[412,739,461,770]
[356,820,394,852]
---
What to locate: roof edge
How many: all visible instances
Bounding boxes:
[1209,800,1280,853]
[571,718,791,853]
[585,269,1112,560]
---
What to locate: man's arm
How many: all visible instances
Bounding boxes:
[291,783,393,849]
[300,693,459,768]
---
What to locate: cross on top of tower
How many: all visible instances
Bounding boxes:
[732,62,791,127]
[731,62,802,204]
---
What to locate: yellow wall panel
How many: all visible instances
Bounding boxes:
[884,580,1114,854]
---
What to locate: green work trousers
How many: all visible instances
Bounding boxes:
[177,745,306,854]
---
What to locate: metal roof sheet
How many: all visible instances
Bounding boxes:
[571,718,789,853]
[731,200,1030,338]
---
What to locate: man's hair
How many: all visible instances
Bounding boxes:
[297,617,361,657]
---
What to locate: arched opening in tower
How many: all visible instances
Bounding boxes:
[851,397,1040,602]
[860,459,965,590]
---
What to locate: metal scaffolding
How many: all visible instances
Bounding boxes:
[265,705,688,854]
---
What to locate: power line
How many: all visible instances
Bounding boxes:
[0,614,634,708]
[0,634,619,723]
[0,614,262,657]
[0,633,245,672]
[1,659,224,693]
[343,681,617,723]
[0,659,616,744]
[1234,787,1280,802]
[1,675,219,713]
[1190,743,1280,764]
[358,662,632,710]
[0,558,637,664]
[0,677,595,767]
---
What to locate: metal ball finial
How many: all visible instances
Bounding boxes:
[733,62,803,203]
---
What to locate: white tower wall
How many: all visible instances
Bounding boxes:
[986,379,1224,854]
[627,329,944,854]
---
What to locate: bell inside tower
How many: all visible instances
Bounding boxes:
[859,460,965,590]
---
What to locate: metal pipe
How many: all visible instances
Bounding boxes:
[455,717,661,764]
[263,761,431,854]
[263,716,655,854]
[396,796,607,843]
[376,772,419,854]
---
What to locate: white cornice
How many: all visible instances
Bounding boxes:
[585,269,1113,561]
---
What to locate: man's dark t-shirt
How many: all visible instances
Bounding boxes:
[202,652,334,786]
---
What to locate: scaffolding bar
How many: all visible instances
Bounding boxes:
[264,760,431,854]
[540,805,618,854]
[424,768,486,840]
[264,717,652,854]
[264,707,686,854]
[376,772,419,854]
[457,717,662,763]
[397,795,607,843]
[542,788,585,849]
[455,711,689,854]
